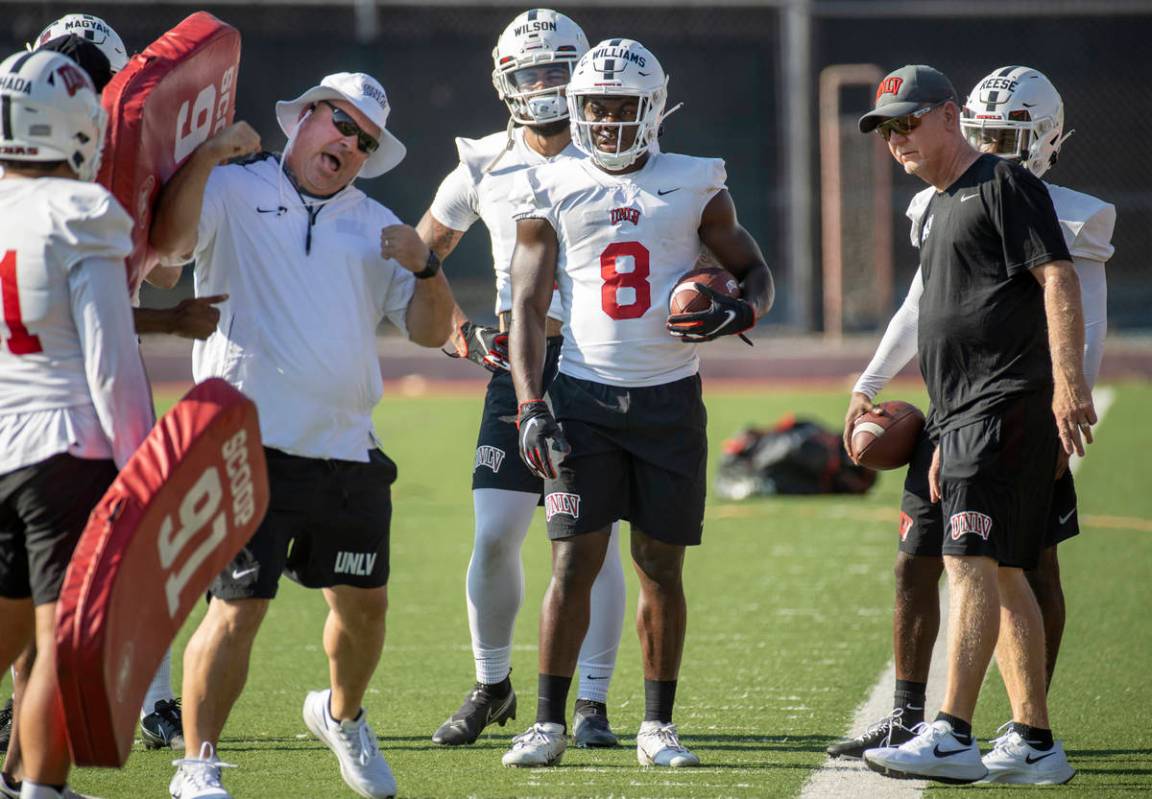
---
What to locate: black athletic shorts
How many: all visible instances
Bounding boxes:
[899,426,1079,560]
[209,447,397,600]
[543,372,707,546]
[0,453,117,605]
[472,336,563,493]
[935,393,1060,570]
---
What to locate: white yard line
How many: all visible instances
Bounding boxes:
[799,386,1116,798]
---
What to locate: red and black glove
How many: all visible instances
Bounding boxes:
[517,400,570,479]
[446,321,510,372]
[666,283,756,344]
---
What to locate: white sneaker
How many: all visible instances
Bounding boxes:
[863,719,987,784]
[981,725,1076,785]
[302,690,396,799]
[501,722,567,767]
[15,784,103,799]
[636,721,701,768]
[169,743,235,799]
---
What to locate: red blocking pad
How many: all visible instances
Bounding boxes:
[55,378,268,766]
[98,12,241,294]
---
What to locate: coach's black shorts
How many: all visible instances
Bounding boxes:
[543,372,707,546]
[0,453,117,605]
[899,427,1079,559]
[472,336,563,493]
[936,394,1060,570]
[209,447,397,600]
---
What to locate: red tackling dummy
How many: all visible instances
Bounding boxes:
[98,12,241,294]
[55,379,268,767]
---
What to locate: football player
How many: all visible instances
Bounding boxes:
[503,38,774,768]
[418,9,627,749]
[833,67,1111,784]
[0,50,152,799]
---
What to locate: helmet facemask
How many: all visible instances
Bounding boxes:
[493,57,579,126]
[961,67,1068,178]
[568,87,666,171]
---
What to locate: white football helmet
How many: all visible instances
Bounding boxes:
[566,38,668,171]
[492,9,588,126]
[961,66,1068,178]
[34,14,128,74]
[0,50,107,182]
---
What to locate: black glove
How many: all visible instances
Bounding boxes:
[517,400,570,479]
[446,321,510,372]
[666,283,756,343]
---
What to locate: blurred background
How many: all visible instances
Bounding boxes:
[3,0,1149,335]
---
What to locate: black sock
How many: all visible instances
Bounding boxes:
[936,711,972,743]
[1011,722,1054,751]
[893,679,927,724]
[644,679,678,723]
[482,673,512,697]
[536,674,571,727]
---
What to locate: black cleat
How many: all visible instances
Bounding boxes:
[0,697,11,754]
[140,698,184,750]
[432,681,517,746]
[572,699,619,748]
[826,708,916,759]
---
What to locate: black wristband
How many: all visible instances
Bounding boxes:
[414,249,441,280]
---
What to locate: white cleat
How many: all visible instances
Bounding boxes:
[169,742,235,799]
[980,726,1076,785]
[863,719,987,784]
[303,690,396,799]
[501,722,567,767]
[636,721,701,768]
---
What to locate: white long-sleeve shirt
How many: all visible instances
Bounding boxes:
[853,181,1115,398]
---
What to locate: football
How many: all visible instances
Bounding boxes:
[669,266,741,315]
[850,400,926,470]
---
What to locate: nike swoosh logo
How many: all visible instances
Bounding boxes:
[1026,752,1057,764]
[933,744,972,758]
[638,71,651,77]
[960,193,979,203]
[256,206,285,214]
[232,567,258,580]
[657,188,681,196]
[1058,509,1076,525]
[585,674,609,680]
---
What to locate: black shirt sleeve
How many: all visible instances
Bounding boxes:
[990,160,1072,277]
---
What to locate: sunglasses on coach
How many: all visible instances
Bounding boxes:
[876,101,946,141]
[318,100,380,154]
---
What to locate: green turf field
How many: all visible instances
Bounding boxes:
[40,384,1152,798]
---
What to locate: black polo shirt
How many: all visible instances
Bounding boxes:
[917,154,1071,436]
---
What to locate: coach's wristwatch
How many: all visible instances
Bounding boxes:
[414,249,441,280]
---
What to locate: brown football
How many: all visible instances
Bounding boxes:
[851,400,926,470]
[669,266,741,315]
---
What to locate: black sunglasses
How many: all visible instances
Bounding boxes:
[318,100,379,154]
[876,101,946,141]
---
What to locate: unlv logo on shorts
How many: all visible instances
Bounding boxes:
[898,511,914,542]
[949,511,993,541]
[545,492,581,521]
[474,445,506,473]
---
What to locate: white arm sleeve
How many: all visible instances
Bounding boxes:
[1074,256,1107,389]
[70,259,153,468]
[852,268,923,399]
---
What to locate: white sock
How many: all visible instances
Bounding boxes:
[577,522,626,703]
[140,646,175,720]
[20,782,64,799]
[466,489,539,685]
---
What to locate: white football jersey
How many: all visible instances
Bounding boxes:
[430,127,579,318]
[0,178,151,472]
[514,152,726,386]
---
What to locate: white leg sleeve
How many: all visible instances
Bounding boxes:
[577,522,626,703]
[466,488,540,685]
[140,646,175,719]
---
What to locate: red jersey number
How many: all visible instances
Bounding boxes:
[0,251,44,355]
[600,241,651,320]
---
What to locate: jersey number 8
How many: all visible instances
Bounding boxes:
[600,242,652,320]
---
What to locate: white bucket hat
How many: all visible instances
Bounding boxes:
[275,72,406,178]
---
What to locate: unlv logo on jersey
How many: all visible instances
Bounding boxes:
[876,76,904,101]
[610,207,640,226]
[56,63,90,97]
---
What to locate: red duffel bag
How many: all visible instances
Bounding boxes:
[55,378,268,766]
[98,12,240,294]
